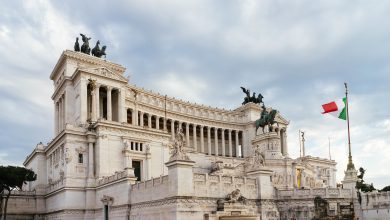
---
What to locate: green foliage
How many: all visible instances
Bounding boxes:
[380,185,390,192]
[0,166,37,220]
[356,166,376,193]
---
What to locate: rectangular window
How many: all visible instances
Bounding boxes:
[132,161,141,181]
[78,153,83,164]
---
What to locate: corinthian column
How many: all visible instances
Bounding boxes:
[95,84,100,120]
[171,120,175,138]
[186,123,190,147]
[222,129,226,156]
[200,126,204,153]
[193,124,197,151]
[214,128,219,156]
[235,130,240,158]
[228,129,232,157]
[107,87,112,121]
[207,127,211,155]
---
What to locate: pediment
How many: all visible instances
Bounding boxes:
[79,67,128,83]
[275,113,289,125]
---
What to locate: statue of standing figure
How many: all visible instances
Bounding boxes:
[169,127,190,161]
[74,37,80,52]
[80,33,91,54]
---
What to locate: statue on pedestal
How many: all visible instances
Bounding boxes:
[255,105,278,133]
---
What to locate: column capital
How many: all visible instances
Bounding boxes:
[106,86,113,91]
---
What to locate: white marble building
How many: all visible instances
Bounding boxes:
[17,50,356,220]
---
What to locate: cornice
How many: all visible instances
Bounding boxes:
[50,50,125,80]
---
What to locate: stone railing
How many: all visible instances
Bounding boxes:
[130,175,169,203]
[276,188,352,199]
[193,173,257,199]
[360,191,390,209]
[9,190,36,196]
[97,170,128,186]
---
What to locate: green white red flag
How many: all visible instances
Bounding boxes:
[321,98,347,120]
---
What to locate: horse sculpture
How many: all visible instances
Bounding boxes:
[91,40,107,58]
[255,109,278,134]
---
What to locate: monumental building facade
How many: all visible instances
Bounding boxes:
[10,50,362,219]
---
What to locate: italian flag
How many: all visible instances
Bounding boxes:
[321,98,347,120]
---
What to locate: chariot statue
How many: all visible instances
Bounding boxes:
[240,87,263,105]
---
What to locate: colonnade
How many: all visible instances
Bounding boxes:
[88,83,122,122]
[127,109,243,158]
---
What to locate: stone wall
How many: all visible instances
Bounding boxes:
[358,191,390,220]
[130,175,170,203]
[2,190,45,220]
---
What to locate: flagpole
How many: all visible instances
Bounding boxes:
[299,130,302,158]
[344,82,355,170]
[328,137,331,160]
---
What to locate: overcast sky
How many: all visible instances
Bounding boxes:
[1,0,390,188]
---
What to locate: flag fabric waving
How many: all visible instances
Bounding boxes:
[321,97,347,120]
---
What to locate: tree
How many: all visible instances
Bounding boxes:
[0,166,36,220]
[356,167,376,193]
[380,185,390,192]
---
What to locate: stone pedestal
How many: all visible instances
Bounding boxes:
[246,168,274,200]
[247,167,280,220]
[342,167,358,190]
[165,159,195,196]
[251,132,283,160]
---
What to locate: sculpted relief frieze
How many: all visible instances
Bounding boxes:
[80,67,127,83]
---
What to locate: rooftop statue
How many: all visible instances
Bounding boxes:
[80,33,91,54]
[74,37,80,52]
[240,87,263,105]
[91,40,107,58]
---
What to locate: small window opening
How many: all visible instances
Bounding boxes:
[78,153,83,163]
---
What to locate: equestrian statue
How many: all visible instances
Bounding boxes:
[255,104,278,134]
